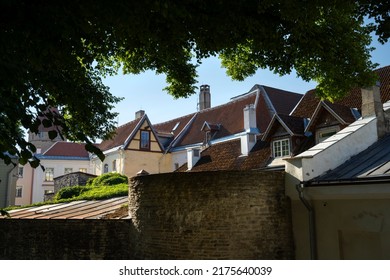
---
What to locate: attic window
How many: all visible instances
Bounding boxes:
[140,130,151,150]
[272,138,290,158]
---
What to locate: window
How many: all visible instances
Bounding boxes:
[316,126,340,144]
[64,168,73,174]
[193,149,200,157]
[112,160,117,172]
[79,168,87,173]
[103,164,109,173]
[272,139,290,158]
[140,130,150,150]
[16,186,23,198]
[45,168,54,181]
[18,167,24,178]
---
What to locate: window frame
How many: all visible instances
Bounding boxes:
[16,186,23,198]
[112,160,117,172]
[140,130,151,150]
[272,138,291,158]
[44,168,54,182]
[18,167,24,178]
[103,163,109,173]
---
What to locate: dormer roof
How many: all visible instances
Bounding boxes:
[304,101,357,133]
[262,114,305,142]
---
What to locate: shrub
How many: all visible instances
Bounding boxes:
[56,186,85,199]
[90,173,128,186]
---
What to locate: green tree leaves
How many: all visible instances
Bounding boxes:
[0,1,388,166]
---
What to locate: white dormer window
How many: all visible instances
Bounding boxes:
[272,138,290,158]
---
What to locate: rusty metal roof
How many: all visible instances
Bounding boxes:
[2,196,129,219]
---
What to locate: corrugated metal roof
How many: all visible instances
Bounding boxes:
[2,196,129,219]
[310,133,390,184]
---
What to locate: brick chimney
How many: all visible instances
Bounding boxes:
[199,85,211,111]
[361,84,386,138]
[135,110,145,119]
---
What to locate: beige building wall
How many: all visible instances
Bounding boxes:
[290,184,390,260]
[15,164,34,206]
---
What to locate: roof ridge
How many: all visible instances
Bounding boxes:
[261,84,302,96]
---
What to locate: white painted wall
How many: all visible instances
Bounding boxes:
[31,159,92,203]
[285,116,378,182]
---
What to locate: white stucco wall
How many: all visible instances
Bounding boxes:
[31,159,92,203]
[285,116,378,182]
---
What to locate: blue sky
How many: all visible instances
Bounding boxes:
[104,38,390,126]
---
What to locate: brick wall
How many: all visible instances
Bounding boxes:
[129,170,293,259]
[0,219,134,259]
[0,170,293,259]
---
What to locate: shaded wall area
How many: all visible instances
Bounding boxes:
[0,219,134,259]
[129,170,293,259]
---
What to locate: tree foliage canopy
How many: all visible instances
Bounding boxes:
[0,0,389,166]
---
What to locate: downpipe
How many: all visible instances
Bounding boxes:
[296,183,317,260]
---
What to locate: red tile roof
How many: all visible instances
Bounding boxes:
[174,93,258,147]
[43,142,89,158]
[291,65,390,118]
[163,86,302,148]
[262,85,303,114]
[153,113,197,144]
[98,117,143,151]
[177,139,271,172]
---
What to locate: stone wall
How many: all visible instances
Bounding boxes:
[0,219,134,259]
[54,172,97,193]
[129,170,293,259]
